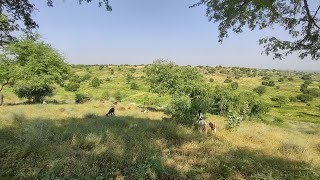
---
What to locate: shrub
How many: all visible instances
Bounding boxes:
[262,80,275,87]
[130,82,139,90]
[270,96,289,107]
[81,74,92,81]
[209,78,214,82]
[305,88,320,97]
[166,96,193,125]
[278,78,284,82]
[289,96,298,102]
[296,94,313,102]
[301,74,312,81]
[126,74,134,83]
[91,77,101,88]
[101,91,110,100]
[276,86,280,89]
[224,77,232,83]
[110,69,114,75]
[261,76,270,80]
[64,82,80,92]
[75,93,90,103]
[288,77,294,81]
[114,91,126,102]
[230,82,238,90]
[253,86,266,96]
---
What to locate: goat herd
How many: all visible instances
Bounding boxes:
[105,107,217,134]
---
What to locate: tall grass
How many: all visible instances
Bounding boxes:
[0,104,319,179]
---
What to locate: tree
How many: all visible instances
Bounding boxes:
[191,0,320,60]
[91,77,101,88]
[145,59,205,97]
[253,85,266,96]
[271,96,289,107]
[3,36,69,103]
[0,0,112,46]
[0,55,16,105]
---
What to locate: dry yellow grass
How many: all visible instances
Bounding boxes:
[1,102,319,179]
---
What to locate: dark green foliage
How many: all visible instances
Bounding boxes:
[276,86,280,90]
[305,88,320,97]
[15,84,54,103]
[64,82,80,92]
[288,77,294,81]
[209,78,214,82]
[270,96,289,107]
[114,91,126,102]
[262,76,270,81]
[166,96,193,125]
[296,94,313,103]
[110,69,114,75]
[75,93,90,104]
[192,0,320,60]
[146,59,204,97]
[262,81,275,87]
[129,68,136,73]
[303,80,312,86]
[91,77,101,88]
[253,86,266,96]
[126,74,134,83]
[278,78,284,82]
[230,82,238,90]
[300,84,309,93]
[81,74,92,82]
[289,96,298,102]
[4,37,69,102]
[301,74,312,81]
[224,77,232,83]
[130,82,139,90]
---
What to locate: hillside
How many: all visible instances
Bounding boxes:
[1,64,320,179]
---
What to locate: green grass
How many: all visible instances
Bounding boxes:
[1,65,320,179]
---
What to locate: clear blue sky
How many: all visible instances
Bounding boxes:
[31,0,319,71]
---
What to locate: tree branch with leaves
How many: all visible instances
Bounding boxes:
[191,0,320,60]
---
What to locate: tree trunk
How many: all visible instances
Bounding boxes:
[0,93,3,106]
[0,79,10,106]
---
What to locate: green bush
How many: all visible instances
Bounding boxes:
[230,82,239,90]
[270,96,289,107]
[209,78,214,82]
[64,82,80,92]
[262,80,275,87]
[114,91,126,102]
[278,78,284,82]
[75,93,90,104]
[289,96,298,102]
[91,77,101,88]
[296,94,313,103]
[224,77,232,83]
[81,74,92,81]
[166,96,193,125]
[130,82,139,90]
[101,91,110,100]
[261,76,270,80]
[253,86,266,96]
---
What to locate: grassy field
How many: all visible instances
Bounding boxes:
[1,65,320,179]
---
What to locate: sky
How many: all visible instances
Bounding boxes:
[30,0,320,71]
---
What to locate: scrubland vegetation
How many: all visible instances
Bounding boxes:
[1,59,320,179]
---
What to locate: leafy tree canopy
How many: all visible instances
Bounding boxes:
[2,36,70,102]
[191,0,320,60]
[145,59,205,97]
